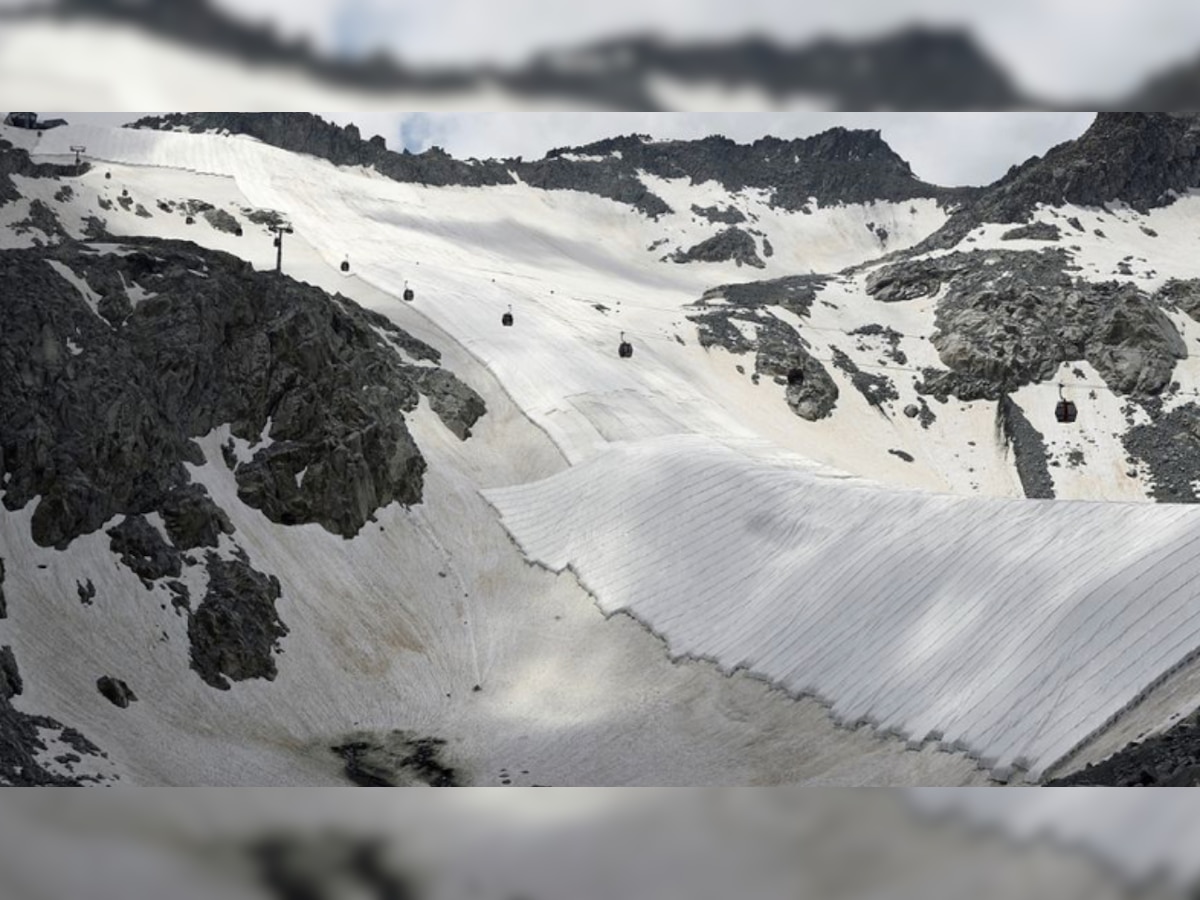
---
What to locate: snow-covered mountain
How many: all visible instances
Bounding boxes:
[5,112,1200,786]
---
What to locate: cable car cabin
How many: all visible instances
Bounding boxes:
[787,368,805,386]
[340,260,350,272]
[403,287,415,302]
[1055,399,1078,423]
[185,216,194,225]
[501,310,514,327]
[618,334,633,359]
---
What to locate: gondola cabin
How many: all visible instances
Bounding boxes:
[340,258,350,272]
[1055,399,1077,423]
[618,332,633,359]
[501,306,513,327]
[403,284,415,302]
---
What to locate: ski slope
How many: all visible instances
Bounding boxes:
[11,122,1200,783]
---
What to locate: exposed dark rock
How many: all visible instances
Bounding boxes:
[53,185,73,203]
[166,580,191,614]
[689,274,838,420]
[1048,706,1200,786]
[1141,225,1159,237]
[866,257,956,302]
[0,139,85,206]
[134,203,152,218]
[1155,278,1200,321]
[332,731,459,786]
[0,644,110,785]
[187,552,288,690]
[850,323,907,365]
[412,367,487,440]
[904,404,919,418]
[242,207,287,228]
[888,449,914,462]
[248,831,419,900]
[1067,216,1084,232]
[0,238,479,550]
[107,515,182,585]
[1000,221,1061,241]
[919,114,1200,251]
[691,203,745,224]
[76,578,95,606]
[997,395,1056,499]
[0,557,5,618]
[96,675,137,708]
[879,250,1186,399]
[1123,402,1200,502]
[159,483,233,549]
[10,199,69,244]
[695,273,827,319]
[0,647,22,700]
[202,207,241,234]
[830,347,898,409]
[670,227,765,268]
[762,236,774,257]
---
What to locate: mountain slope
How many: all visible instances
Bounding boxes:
[7,114,1200,785]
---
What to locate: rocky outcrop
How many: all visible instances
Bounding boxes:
[1000,222,1061,241]
[1155,278,1200,321]
[872,250,1186,399]
[0,647,22,701]
[997,395,1055,499]
[830,347,898,409]
[691,203,745,224]
[689,274,838,421]
[202,207,242,235]
[107,515,183,585]
[919,114,1200,250]
[0,139,87,206]
[1123,402,1200,502]
[188,551,288,691]
[1048,707,1200,786]
[413,367,488,440]
[159,484,233,550]
[0,558,5,619]
[96,676,137,708]
[0,645,111,785]
[332,731,459,787]
[669,228,764,268]
[0,238,484,548]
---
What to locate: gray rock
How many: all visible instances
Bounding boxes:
[187,552,288,690]
[888,449,915,462]
[202,207,242,235]
[0,237,482,555]
[866,258,956,302]
[670,227,765,268]
[830,347,898,409]
[0,557,5,619]
[76,578,95,606]
[1000,221,1061,241]
[96,676,137,708]
[107,515,182,585]
[903,404,920,418]
[879,249,1186,399]
[331,731,458,786]
[691,203,745,224]
[1123,402,1200,502]
[159,483,234,549]
[997,395,1056,499]
[0,646,21,700]
[413,367,487,440]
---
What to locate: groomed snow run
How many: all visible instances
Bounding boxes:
[485,434,1200,781]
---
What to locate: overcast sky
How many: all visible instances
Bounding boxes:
[65,112,1097,187]
[207,0,1200,101]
